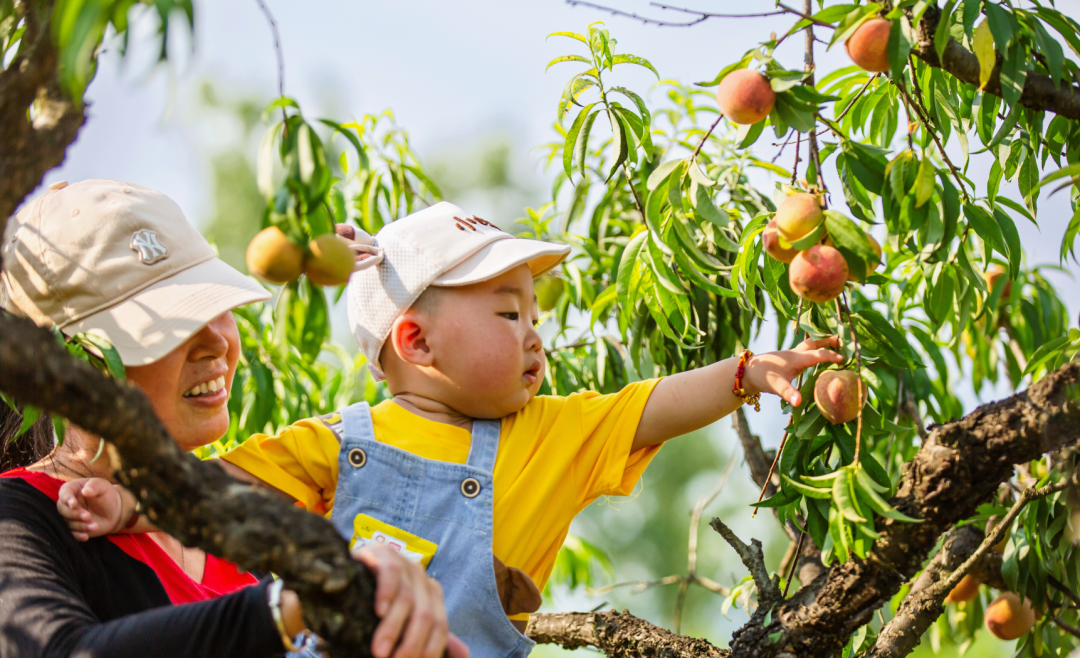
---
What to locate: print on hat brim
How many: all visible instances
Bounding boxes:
[63,258,271,366]
[433,238,571,287]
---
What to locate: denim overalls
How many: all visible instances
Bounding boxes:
[304,401,535,658]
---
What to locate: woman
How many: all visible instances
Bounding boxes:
[0,179,464,658]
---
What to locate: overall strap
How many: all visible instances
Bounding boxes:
[465,418,501,473]
[338,401,376,445]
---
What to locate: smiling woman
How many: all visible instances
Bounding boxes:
[0,179,464,658]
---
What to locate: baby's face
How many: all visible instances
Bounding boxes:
[423,264,545,419]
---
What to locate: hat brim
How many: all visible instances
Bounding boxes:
[63,258,271,366]
[433,237,571,287]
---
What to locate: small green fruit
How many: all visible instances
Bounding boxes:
[535,274,565,312]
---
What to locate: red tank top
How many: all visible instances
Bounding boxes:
[1,468,258,604]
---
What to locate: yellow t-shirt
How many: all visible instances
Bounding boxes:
[220,380,661,606]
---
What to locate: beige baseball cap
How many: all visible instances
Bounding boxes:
[346,201,571,370]
[1,179,271,365]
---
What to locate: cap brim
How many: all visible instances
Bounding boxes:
[433,237,571,286]
[63,258,271,366]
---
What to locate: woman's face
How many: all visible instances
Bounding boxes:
[124,313,241,452]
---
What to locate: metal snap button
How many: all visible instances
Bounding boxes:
[461,478,481,498]
[347,448,367,469]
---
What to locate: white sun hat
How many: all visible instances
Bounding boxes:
[346,201,571,372]
[1,179,271,365]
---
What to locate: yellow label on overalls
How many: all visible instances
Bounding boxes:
[349,514,438,569]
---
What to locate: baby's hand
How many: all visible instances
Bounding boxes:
[745,336,845,406]
[57,478,123,541]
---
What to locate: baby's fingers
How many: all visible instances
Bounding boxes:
[797,335,840,351]
[801,348,844,367]
[81,479,114,500]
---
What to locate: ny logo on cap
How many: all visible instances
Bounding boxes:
[130,229,168,265]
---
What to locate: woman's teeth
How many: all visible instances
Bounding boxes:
[182,375,226,398]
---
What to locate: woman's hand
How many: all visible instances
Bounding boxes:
[57,478,124,541]
[353,544,469,658]
[743,335,844,406]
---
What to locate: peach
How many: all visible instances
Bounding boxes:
[814,370,867,425]
[304,234,355,287]
[845,18,893,73]
[985,265,1012,298]
[775,193,825,244]
[984,592,1036,641]
[716,69,776,125]
[763,219,800,263]
[789,245,849,302]
[945,574,980,603]
[246,226,303,284]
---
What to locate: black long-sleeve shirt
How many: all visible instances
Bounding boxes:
[0,477,285,658]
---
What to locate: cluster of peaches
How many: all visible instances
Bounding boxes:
[245,226,355,287]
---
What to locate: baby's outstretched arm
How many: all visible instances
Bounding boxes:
[57,478,148,540]
[632,336,843,452]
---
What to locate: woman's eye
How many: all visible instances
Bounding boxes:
[501,312,519,321]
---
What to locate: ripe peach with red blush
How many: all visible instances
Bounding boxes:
[716,69,776,125]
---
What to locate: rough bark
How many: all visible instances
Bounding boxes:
[527,611,729,658]
[0,311,379,656]
[910,3,1080,120]
[863,525,1004,658]
[726,360,1080,658]
[0,0,87,223]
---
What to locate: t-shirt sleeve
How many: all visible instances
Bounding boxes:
[220,417,340,513]
[570,378,663,503]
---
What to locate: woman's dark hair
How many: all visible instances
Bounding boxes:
[0,400,54,472]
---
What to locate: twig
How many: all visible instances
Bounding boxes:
[1050,575,1080,609]
[892,73,971,204]
[710,518,782,606]
[771,130,798,164]
[752,297,806,517]
[790,136,800,186]
[588,574,683,595]
[1054,617,1080,639]
[934,479,1072,600]
[253,0,288,126]
[838,292,866,463]
[835,74,878,124]
[622,164,646,219]
[691,114,724,162]
[782,532,806,598]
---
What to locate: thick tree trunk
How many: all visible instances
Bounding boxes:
[0,311,379,656]
[527,611,729,658]
[725,361,1080,658]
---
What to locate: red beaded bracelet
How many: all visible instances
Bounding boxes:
[733,349,762,412]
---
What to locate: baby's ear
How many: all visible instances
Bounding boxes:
[388,314,433,367]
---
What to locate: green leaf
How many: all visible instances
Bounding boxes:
[974,19,996,90]
[964,202,1005,257]
[913,157,935,208]
[546,31,588,45]
[563,103,598,180]
[856,473,923,522]
[15,404,42,439]
[75,333,127,382]
[611,54,660,79]
[784,475,834,499]
[546,54,591,71]
[935,0,959,61]
[833,467,867,523]
[616,231,649,317]
[824,210,877,281]
[752,489,800,508]
[647,159,683,192]
[992,206,1022,279]
[575,109,601,179]
[887,16,913,80]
